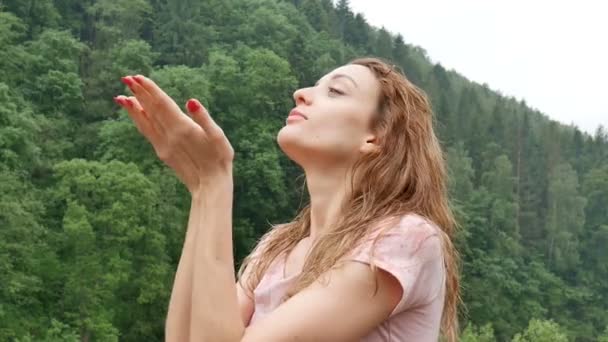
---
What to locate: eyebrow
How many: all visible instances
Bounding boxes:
[315,73,359,88]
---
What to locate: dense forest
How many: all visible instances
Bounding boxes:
[0,0,606,340]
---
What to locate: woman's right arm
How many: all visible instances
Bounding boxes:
[164,194,201,341]
[237,237,269,326]
[236,274,255,326]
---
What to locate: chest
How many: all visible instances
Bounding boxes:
[282,237,313,278]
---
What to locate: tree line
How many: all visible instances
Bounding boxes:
[0,0,606,340]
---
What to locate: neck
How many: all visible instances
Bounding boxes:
[304,165,351,241]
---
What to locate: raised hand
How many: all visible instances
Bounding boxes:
[114,75,234,193]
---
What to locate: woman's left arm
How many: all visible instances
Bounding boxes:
[114,74,243,341]
[188,176,245,341]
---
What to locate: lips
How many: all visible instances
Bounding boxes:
[288,109,308,120]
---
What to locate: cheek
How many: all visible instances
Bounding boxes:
[311,115,365,151]
[277,99,371,158]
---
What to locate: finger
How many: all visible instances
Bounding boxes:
[132,75,185,127]
[122,76,176,135]
[185,99,223,138]
[114,95,163,146]
[125,96,150,122]
[124,96,158,132]
[114,95,151,134]
[121,76,170,136]
[124,96,165,147]
[125,96,143,111]
[121,75,148,97]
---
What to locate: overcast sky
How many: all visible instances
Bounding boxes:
[349,0,607,135]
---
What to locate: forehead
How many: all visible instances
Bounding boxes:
[321,64,380,95]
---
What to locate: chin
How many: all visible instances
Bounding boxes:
[276,126,314,166]
[277,127,300,161]
[276,125,343,167]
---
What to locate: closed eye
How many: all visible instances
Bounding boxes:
[329,87,344,95]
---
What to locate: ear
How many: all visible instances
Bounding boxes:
[359,134,380,154]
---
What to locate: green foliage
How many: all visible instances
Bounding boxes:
[599,326,608,342]
[85,39,157,118]
[460,323,496,342]
[1,0,60,38]
[86,0,152,49]
[301,0,330,32]
[47,159,172,340]
[0,0,606,340]
[511,319,569,342]
[19,30,86,115]
[0,171,49,340]
[0,83,43,172]
[447,142,475,205]
[0,12,28,85]
[545,162,587,273]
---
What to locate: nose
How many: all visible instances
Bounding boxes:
[293,86,312,106]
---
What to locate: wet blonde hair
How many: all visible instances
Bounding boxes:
[238,57,461,341]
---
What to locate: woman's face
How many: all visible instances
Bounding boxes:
[277,64,381,168]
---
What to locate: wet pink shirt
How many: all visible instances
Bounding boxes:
[248,214,446,341]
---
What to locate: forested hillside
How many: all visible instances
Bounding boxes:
[0,0,606,340]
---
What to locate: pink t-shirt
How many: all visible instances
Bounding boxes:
[248,214,446,341]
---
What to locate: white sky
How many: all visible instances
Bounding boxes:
[349,0,607,135]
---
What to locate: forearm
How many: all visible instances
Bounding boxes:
[165,191,203,341]
[190,177,244,341]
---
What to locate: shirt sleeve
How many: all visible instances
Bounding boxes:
[345,215,446,317]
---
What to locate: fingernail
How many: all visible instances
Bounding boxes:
[124,98,133,107]
[121,77,133,87]
[122,77,137,93]
[133,75,144,84]
[186,99,200,112]
[113,97,122,106]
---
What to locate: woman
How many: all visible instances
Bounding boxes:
[114,57,460,341]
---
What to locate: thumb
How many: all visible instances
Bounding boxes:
[186,99,221,135]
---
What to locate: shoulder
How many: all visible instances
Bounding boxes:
[354,213,444,264]
[346,213,446,314]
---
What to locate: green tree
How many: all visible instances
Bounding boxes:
[61,200,118,341]
[579,165,608,334]
[152,0,216,66]
[300,0,330,32]
[480,155,520,254]
[373,27,393,59]
[49,159,173,340]
[0,12,28,86]
[19,29,86,116]
[392,34,423,86]
[460,323,496,342]
[446,142,475,205]
[84,39,157,122]
[1,0,60,38]
[511,319,569,342]
[1,0,607,339]
[0,171,51,340]
[86,0,152,49]
[545,163,587,274]
[599,326,608,342]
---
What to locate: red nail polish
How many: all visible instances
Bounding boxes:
[122,77,137,93]
[113,97,122,105]
[124,98,133,107]
[121,77,133,87]
[133,75,144,84]
[187,99,200,112]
